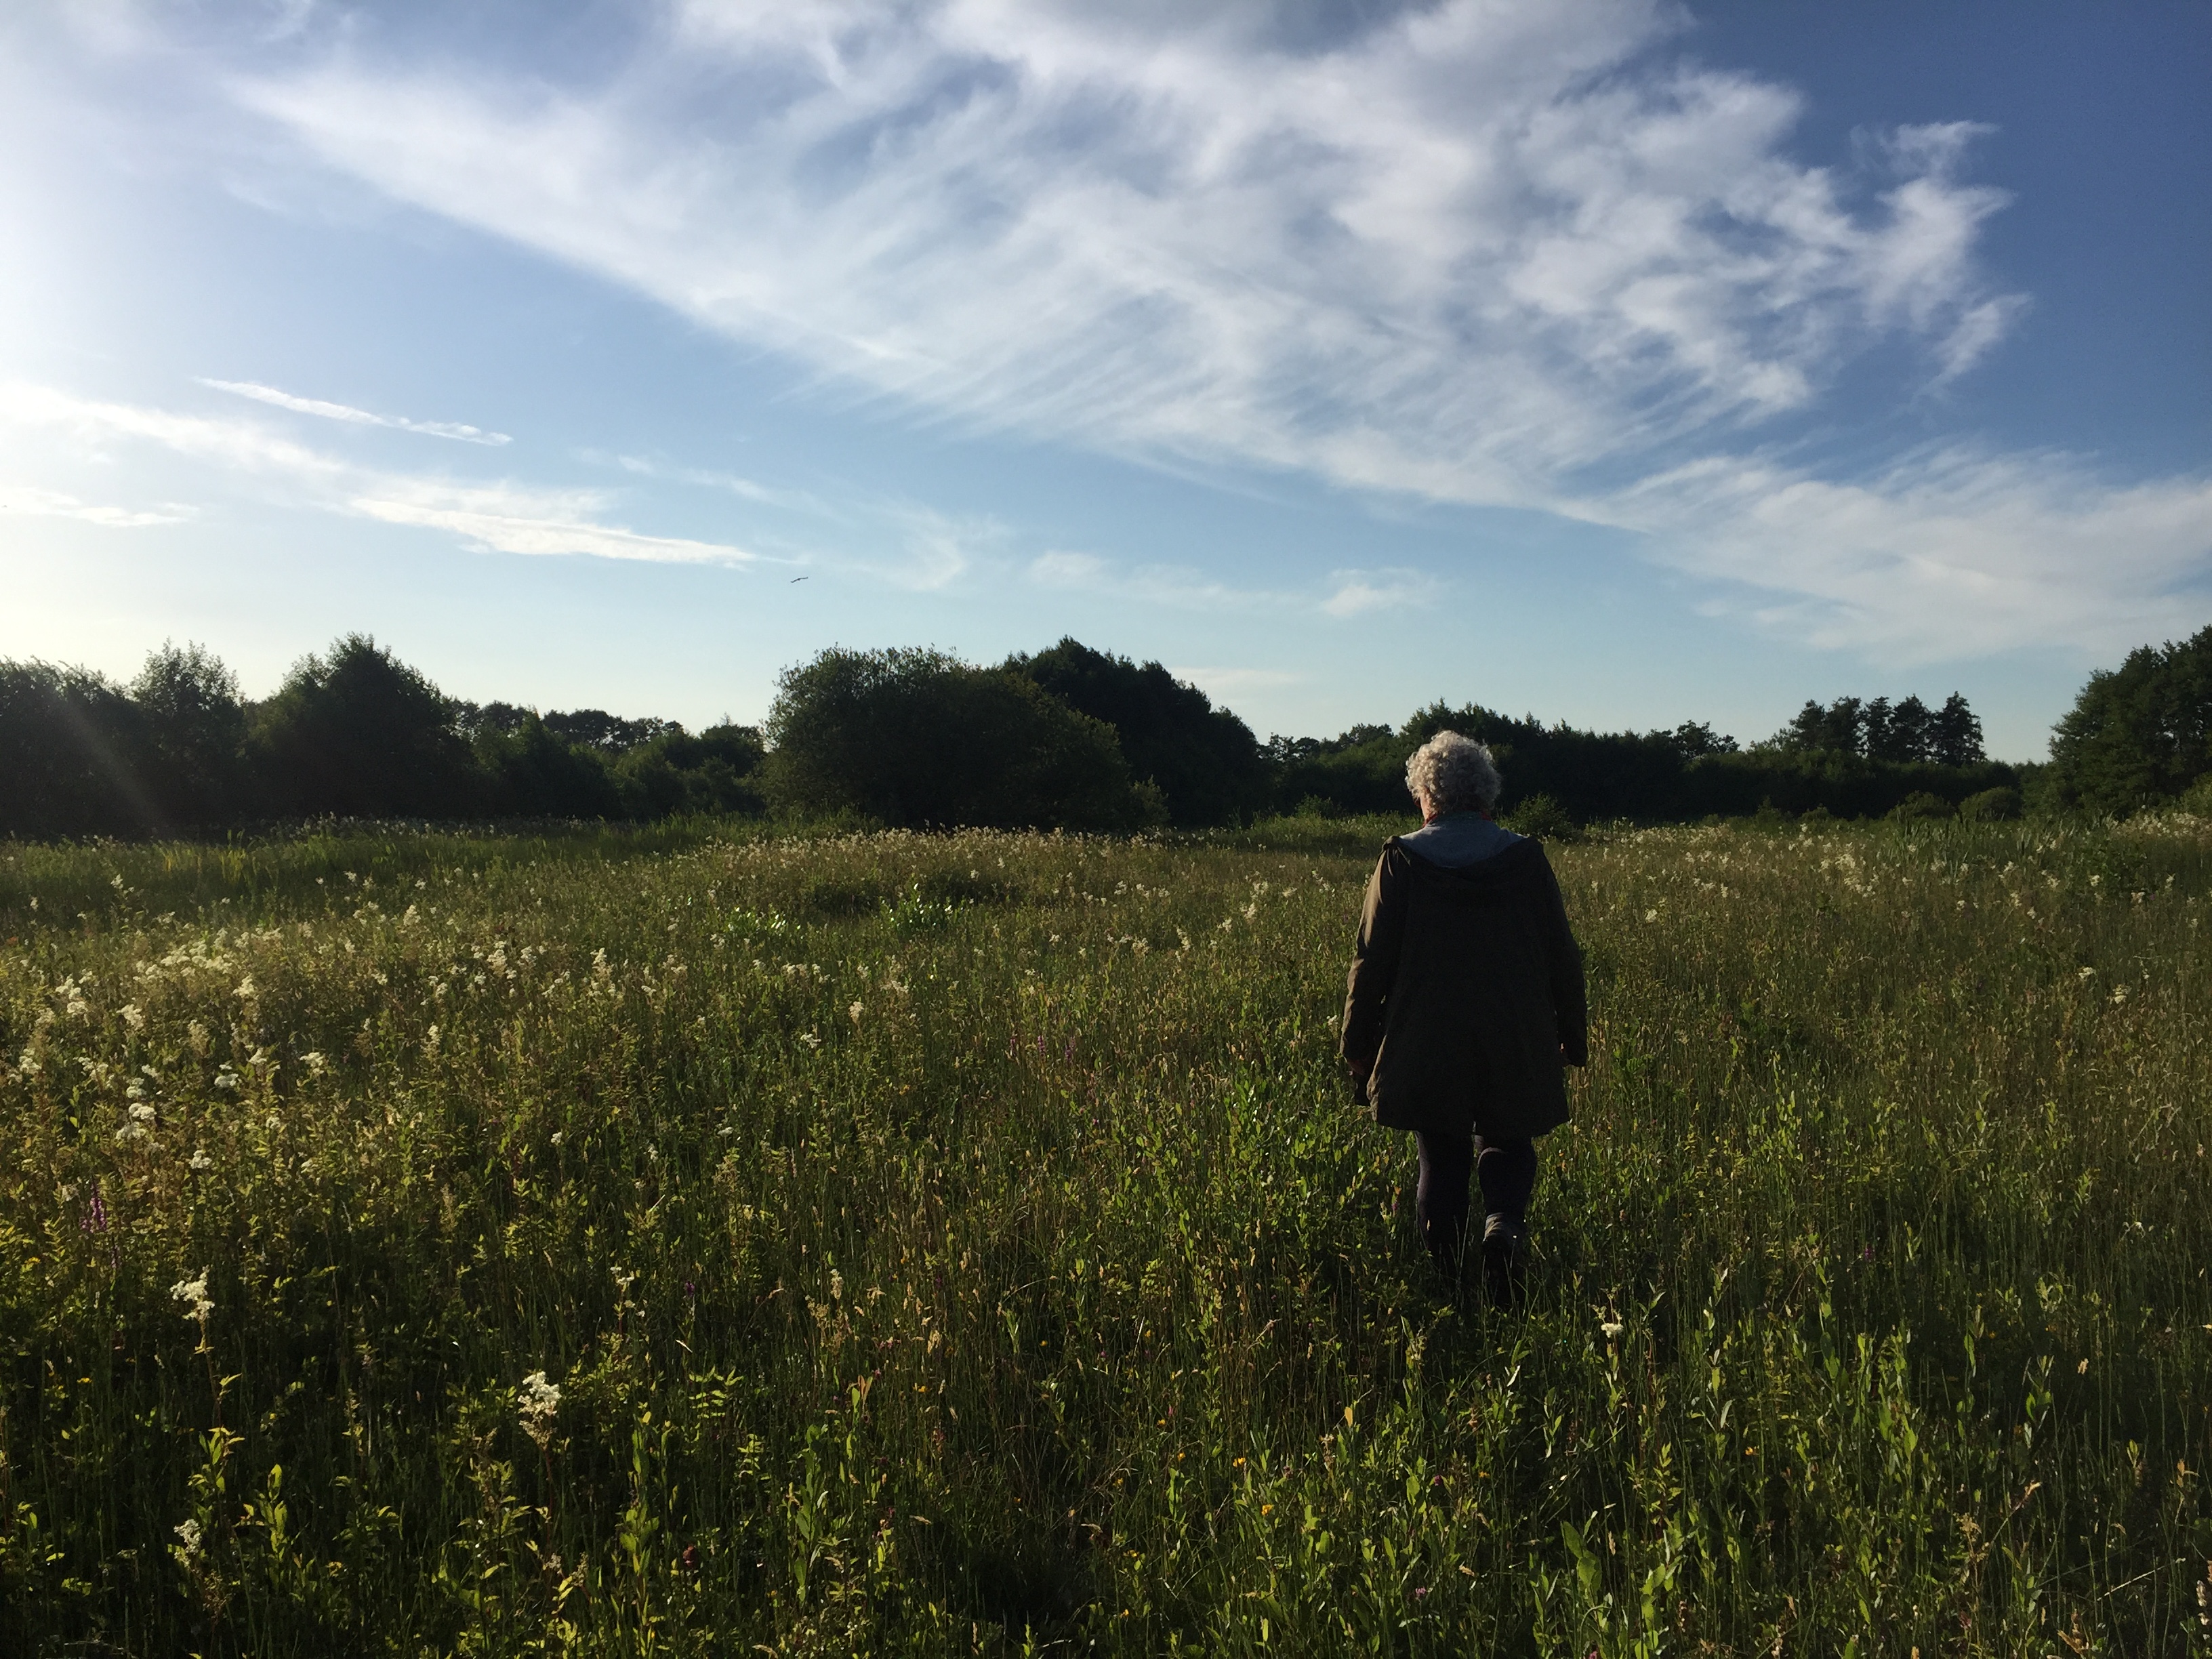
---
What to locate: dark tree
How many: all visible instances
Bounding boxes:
[1778,696,1866,754]
[764,647,1145,830]
[1864,695,1935,762]
[1929,694,1986,766]
[0,661,161,837]
[129,642,248,825]
[1005,638,1265,826]
[545,709,676,752]
[475,715,625,819]
[2048,626,2212,813]
[1670,721,1738,758]
[250,635,481,819]
[615,724,766,817]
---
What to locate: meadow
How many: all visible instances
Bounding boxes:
[1,813,2208,1655]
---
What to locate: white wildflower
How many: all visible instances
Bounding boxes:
[302,1051,327,1078]
[1644,909,1660,924]
[424,1024,441,1057]
[2078,966,2095,982]
[1600,1319,1625,1341]
[549,1130,564,1146]
[129,1102,156,1124]
[234,975,257,1000]
[2110,985,2130,1006]
[171,1271,213,1322]
[121,1003,145,1031]
[798,1031,821,1050]
[517,1371,562,1447]
[189,1148,213,1172]
[848,1000,865,1025]
[173,1518,202,1559]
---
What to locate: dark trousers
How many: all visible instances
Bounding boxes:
[1414,1130,1536,1272]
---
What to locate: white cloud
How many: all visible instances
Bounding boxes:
[28,3,2209,659]
[202,378,512,445]
[1,381,755,567]
[1603,449,2212,660]
[1322,567,1441,618]
[0,483,192,527]
[228,0,2026,501]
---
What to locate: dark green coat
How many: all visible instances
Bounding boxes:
[1339,837,1587,1139]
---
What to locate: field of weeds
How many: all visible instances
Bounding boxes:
[2,815,2209,1655]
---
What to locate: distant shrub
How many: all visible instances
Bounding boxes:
[1957,785,2023,823]
[1504,792,1578,842]
[1888,791,1957,822]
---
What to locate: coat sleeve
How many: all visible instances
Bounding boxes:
[1533,846,1589,1066]
[1340,846,1408,1082]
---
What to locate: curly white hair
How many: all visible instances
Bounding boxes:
[1404,731,1500,815]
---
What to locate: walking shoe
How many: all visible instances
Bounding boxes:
[1480,1216,1524,1307]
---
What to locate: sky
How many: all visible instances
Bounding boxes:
[1,1,2207,760]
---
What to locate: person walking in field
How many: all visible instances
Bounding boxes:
[1340,731,1588,1303]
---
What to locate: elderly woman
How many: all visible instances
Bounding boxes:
[1340,731,1587,1301]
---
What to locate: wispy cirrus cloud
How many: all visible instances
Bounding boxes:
[201,378,511,445]
[23,1,2209,659]
[1603,448,2212,660]
[230,0,2025,499]
[0,381,756,567]
[0,483,192,527]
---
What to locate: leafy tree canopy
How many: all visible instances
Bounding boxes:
[765,647,1145,830]
[2047,625,2212,814]
[1006,638,1264,826]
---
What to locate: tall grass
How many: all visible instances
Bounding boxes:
[2,815,2207,1654]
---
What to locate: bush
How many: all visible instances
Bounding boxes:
[1888,790,1956,822]
[1957,785,2024,823]
[1504,792,1578,841]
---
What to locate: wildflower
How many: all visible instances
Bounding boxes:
[2110,985,2130,1006]
[798,1031,821,1050]
[302,1051,327,1077]
[2077,966,2095,981]
[424,1024,441,1057]
[234,975,257,1000]
[1643,909,1660,923]
[121,1002,145,1031]
[549,1130,565,1145]
[213,1066,241,1091]
[518,1370,562,1448]
[173,1518,202,1560]
[1600,1319,1625,1340]
[129,1102,155,1124]
[189,1148,213,1172]
[187,1021,211,1055]
[848,1000,865,1025]
[172,1271,213,1322]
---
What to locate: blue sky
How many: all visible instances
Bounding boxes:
[2,1,2206,760]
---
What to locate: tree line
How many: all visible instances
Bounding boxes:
[6,626,2209,840]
